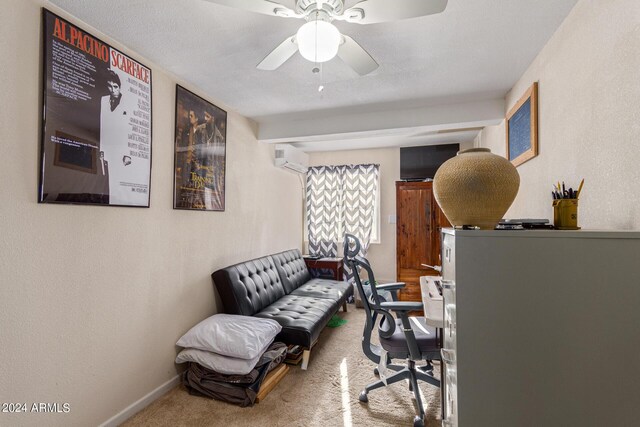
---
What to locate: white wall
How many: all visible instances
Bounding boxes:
[0,1,302,426]
[476,0,640,229]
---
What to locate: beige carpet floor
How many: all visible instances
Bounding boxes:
[123,307,442,427]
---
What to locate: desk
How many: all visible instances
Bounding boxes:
[420,276,444,328]
[419,275,445,420]
[303,257,344,281]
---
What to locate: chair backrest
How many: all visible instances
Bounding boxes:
[343,234,397,363]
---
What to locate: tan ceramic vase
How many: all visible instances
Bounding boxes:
[433,148,520,229]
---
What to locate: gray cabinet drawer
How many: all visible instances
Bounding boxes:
[441,348,458,426]
[442,232,456,281]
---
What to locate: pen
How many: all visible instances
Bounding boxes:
[576,178,585,198]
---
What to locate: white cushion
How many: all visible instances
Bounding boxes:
[175,338,273,375]
[176,314,282,360]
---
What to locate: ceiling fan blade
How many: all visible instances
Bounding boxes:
[257,35,298,70]
[337,35,378,76]
[342,0,447,24]
[204,0,299,18]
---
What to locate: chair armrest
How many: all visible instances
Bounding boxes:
[376,282,406,291]
[379,301,424,312]
[379,302,425,360]
[377,283,406,301]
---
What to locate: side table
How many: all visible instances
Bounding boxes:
[303,257,344,281]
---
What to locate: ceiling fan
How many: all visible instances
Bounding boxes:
[204,0,448,75]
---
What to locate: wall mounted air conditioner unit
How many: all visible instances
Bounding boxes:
[275,144,309,174]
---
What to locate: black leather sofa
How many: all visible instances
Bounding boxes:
[212,249,352,369]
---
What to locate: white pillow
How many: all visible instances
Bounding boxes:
[176,314,282,360]
[175,338,273,375]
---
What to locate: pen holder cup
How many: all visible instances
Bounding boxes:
[553,199,580,230]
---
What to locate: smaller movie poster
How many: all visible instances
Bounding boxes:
[39,9,152,207]
[173,85,227,211]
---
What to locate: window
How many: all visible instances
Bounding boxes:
[306,164,380,256]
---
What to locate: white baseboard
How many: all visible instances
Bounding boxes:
[99,374,181,427]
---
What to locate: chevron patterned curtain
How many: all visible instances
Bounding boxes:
[306,164,379,282]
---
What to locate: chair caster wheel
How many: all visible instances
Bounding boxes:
[373,368,379,376]
[359,390,368,403]
[418,365,434,375]
[413,415,425,427]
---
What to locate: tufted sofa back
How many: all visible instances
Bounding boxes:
[212,255,286,316]
[271,249,312,294]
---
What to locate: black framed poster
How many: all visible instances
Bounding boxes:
[39,9,152,207]
[173,85,227,211]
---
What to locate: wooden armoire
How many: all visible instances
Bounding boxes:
[396,181,450,302]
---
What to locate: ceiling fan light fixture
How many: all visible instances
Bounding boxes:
[296,19,340,63]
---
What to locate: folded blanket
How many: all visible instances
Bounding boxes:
[260,341,288,372]
[182,342,287,407]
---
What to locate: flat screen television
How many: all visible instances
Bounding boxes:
[400,144,460,180]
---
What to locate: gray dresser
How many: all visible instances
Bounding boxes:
[440,228,640,427]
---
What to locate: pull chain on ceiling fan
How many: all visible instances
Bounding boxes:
[205,0,448,75]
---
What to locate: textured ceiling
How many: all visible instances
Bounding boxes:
[49,0,578,150]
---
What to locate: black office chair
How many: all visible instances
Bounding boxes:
[343,234,440,427]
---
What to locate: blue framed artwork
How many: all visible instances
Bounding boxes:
[506,82,538,167]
